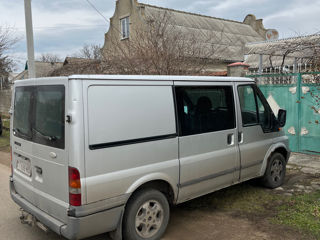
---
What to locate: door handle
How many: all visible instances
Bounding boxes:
[227,133,234,145]
[34,166,43,183]
[35,166,42,175]
[238,132,243,143]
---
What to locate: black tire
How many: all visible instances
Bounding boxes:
[261,152,286,188]
[123,189,170,240]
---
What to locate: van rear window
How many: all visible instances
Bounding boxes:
[13,85,65,149]
[13,87,33,139]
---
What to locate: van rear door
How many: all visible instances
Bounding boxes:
[12,80,69,222]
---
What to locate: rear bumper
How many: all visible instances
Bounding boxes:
[10,177,124,239]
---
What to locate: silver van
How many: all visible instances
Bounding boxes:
[10,75,289,240]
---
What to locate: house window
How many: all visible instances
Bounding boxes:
[120,17,129,39]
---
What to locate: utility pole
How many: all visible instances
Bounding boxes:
[24,0,36,78]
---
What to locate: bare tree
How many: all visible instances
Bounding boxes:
[75,44,102,60]
[38,53,62,62]
[0,26,19,87]
[103,11,226,75]
[262,34,320,73]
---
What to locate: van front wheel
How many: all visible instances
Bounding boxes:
[262,153,286,188]
[123,189,170,240]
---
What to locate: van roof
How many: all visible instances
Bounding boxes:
[68,75,254,82]
[14,75,255,86]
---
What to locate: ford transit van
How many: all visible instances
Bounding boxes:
[10,75,289,240]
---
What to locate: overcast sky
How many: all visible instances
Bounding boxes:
[1,0,320,71]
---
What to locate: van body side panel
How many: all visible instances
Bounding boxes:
[83,81,179,203]
[177,130,239,202]
[68,80,87,205]
[85,140,179,202]
[237,126,274,180]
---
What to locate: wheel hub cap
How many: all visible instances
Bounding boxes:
[135,200,164,238]
[270,159,283,183]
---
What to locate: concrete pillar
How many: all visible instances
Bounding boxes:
[258,54,263,74]
[293,57,297,73]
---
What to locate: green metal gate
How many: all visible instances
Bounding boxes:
[247,72,320,155]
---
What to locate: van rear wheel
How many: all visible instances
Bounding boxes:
[262,153,286,188]
[123,189,170,240]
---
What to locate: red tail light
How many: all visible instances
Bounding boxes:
[68,167,81,206]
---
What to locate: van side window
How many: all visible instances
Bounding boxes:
[238,85,272,130]
[175,86,235,136]
[256,94,271,129]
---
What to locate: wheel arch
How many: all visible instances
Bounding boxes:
[125,173,178,205]
[260,143,290,176]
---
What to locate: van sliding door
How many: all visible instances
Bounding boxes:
[175,82,240,202]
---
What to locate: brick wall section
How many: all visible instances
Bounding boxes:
[0,89,12,115]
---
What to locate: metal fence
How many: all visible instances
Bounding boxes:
[247,72,320,155]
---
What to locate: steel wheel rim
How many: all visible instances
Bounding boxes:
[270,159,283,183]
[135,200,164,238]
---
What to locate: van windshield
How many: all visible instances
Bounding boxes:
[13,85,65,149]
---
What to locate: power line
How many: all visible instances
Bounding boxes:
[2,25,108,31]
[84,0,110,23]
[82,0,124,36]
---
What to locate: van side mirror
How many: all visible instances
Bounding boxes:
[277,109,286,128]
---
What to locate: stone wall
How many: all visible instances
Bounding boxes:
[0,89,12,115]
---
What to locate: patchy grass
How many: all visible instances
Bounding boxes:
[0,118,10,152]
[210,184,280,213]
[274,191,320,239]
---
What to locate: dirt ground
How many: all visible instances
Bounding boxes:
[164,167,318,240]
[165,207,305,240]
[0,151,10,166]
[0,150,318,240]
